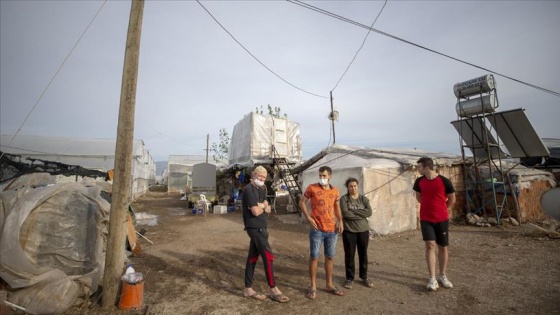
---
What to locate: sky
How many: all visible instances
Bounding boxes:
[1,0,559,162]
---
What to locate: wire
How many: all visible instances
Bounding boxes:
[195,0,328,99]
[0,1,109,161]
[287,0,560,98]
[331,0,387,92]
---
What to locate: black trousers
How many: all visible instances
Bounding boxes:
[342,230,370,281]
[244,228,275,288]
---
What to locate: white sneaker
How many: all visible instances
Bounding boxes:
[427,277,439,291]
[437,274,453,288]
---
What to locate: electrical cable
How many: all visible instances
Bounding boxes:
[287,0,560,98]
[196,0,328,99]
[0,1,109,161]
[331,0,387,92]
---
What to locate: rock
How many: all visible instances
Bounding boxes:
[488,217,497,226]
[466,213,477,225]
[523,223,551,237]
[509,217,519,226]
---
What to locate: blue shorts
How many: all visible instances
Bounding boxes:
[309,230,338,259]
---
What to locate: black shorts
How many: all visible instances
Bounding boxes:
[420,220,449,247]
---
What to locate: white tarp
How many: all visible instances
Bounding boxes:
[228,112,303,166]
[0,173,110,314]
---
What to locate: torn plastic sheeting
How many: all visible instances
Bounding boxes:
[0,181,110,314]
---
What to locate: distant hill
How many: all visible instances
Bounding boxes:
[155,161,168,176]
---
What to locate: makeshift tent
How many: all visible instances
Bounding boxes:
[298,145,556,235]
[299,145,464,235]
[228,112,303,166]
[0,135,156,199]
[299,145,465,235]
[167,155,207,193]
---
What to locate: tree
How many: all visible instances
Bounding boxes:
[210,128,229,163]
[255,104,287,119]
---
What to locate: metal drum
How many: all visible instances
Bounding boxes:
[453,74,496,98]
[456,94,498,117]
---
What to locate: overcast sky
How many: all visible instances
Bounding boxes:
[1,0,559,162]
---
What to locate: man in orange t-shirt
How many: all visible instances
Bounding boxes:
[299,166,344,300]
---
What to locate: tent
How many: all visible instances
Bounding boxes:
[299,145,556,234]
[299,145,464,235]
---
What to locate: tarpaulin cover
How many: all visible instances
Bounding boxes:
[0,173,110,314]
[228,112,303,166]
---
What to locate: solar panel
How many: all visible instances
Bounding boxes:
[486,108,550,158]
[451,117,506,159]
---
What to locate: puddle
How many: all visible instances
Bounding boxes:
[135,212,159,226]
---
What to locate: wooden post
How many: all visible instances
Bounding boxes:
[102,0,144,307]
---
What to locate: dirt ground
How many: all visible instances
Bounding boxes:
[7,188,559,315]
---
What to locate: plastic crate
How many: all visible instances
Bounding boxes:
[213,205,227,214]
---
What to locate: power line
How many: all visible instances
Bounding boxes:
[288,0,560,98]
[0,0,109,161]
[331,0,387,92]
[195,0,328,99]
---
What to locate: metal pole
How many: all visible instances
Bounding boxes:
[330,91,336,144]
[206,133,209,163]
[102,0,144,307]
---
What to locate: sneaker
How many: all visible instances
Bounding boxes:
[427,277,439,291]
[437,274,453,289]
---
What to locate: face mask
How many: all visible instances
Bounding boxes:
[253,179,265,187]
[319,178,329,186]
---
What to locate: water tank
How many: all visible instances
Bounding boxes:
[453,74,496,98]
[455,94,498,117]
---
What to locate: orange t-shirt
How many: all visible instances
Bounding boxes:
[304,183,340,232]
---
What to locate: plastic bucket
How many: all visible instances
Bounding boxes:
[118,281,144,310]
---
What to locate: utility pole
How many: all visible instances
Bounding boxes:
[102,0,144,307]
[205,133,209,163]
[330,91,336,144]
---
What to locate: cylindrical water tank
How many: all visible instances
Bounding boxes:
[453,74,496,98]
[455,94,498,117]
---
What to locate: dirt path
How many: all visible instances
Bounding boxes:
[68,190,559,315]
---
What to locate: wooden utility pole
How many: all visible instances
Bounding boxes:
[330,91,336,144]
[102,0,144,307]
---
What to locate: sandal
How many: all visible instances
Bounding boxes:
[244,292,266,301]
[362,279,374,288]
[306,289,317,300]
[330,287,345,296]
[270,293,290,303]
[344,280,353,289]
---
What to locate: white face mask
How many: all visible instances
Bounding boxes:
[253,179,265,187]
[319,178,329,186]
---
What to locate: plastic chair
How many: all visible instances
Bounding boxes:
[196,194,212,217]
